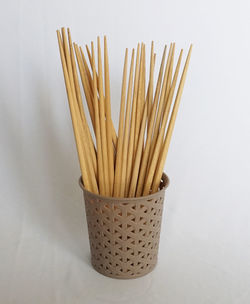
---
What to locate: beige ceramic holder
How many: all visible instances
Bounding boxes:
[79,173,169,279]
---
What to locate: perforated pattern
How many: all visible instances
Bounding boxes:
[80,173,169,279]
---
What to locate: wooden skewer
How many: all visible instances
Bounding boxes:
[67,29,97,177]
[91,41,106,195]
[81,45,118,148]
[97,37,110,195]
[67,30,84,120]
[61,28,74,87]
[151,45,193,193]
[165,43,174,105]
[129,99,148,197]
[77,45,100,135]
[148,45,167,123]
[61,29,98,193]
[135,45,170,196]
[79,43,117,160]
[128,45,147,197]
[144,82,150,132]
[104,36,115,195]
[85,44,99,88]
[78,47,97,130]
[143,49,183,195]
[158,43,175,135]
[86,43,118,148]
[142,44,146,115]
[147,52,156,124]
[74,44,96,131]
[79,46,94,96]
[133,44,145,159]
[113,49,128,197]
[120,49,135,197]
[57,30,98,193]
[144,46,167,167]
[125,43,140,196]
[147,44,174,173]
[86,44,93,70]
[57,30,85,178]
[111,121,118,148]
[146,53,156,139]
[147,42,154,120]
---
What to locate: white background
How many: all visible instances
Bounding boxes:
[1,0,250,303]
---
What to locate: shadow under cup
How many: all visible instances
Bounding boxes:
[79,173,169,279]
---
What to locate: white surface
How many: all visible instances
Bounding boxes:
[1,0,250,303]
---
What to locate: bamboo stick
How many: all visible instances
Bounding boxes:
[86,44,118,148]
[147,42,154,119]
[125,43,140,196]
[151,45,192,193]
[67,30,85,120]
[91,41,106,195]
[86,44,93,69]
[144,46,167,161]
[67,29,97,177]
[61,29,98,193]
[79,46,94,96]
[128,96,148,197]
[79,45,118,155]
[97,37,110,195]
[143,49,183,195]
[158,43,175,135]
[74,44,96,130]
[113,49,128,197]
[57,30,98,193]
[133,44,145,159]
[104,36,115,195]
[61,29,73,78]
[142,44,146,116]
[147,44,174,173]
[165,43,174,105]
[135,46,171,196]
[148,45,167,124]
[120,49,135,197]
[147,52,156,123]
[128,45,147,197]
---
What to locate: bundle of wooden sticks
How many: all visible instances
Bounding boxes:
[57,28,192,197]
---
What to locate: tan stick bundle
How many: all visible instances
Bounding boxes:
[57,28,192,197]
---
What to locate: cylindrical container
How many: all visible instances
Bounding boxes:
[79,173,169,279]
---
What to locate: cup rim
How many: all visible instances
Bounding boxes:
[79,172,169,202]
